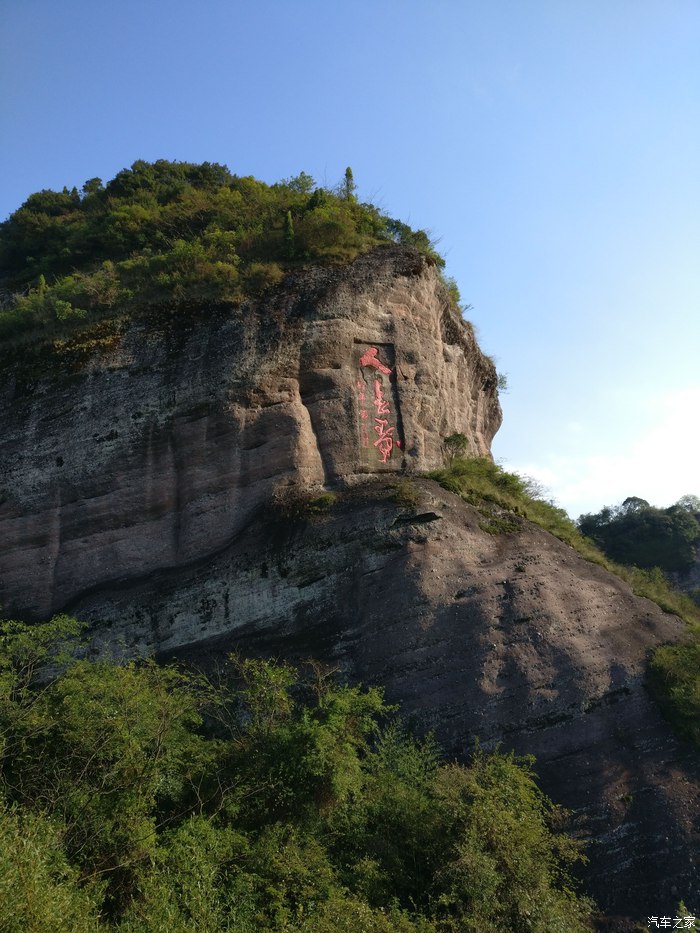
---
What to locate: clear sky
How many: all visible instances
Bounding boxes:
[2,0,698,519]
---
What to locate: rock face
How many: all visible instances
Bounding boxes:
[0,246,501,619]
[1,244,698,919]
[67,479,699,916]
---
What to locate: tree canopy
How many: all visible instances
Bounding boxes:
[0,160,445,344]
[577,495,700,573]
[0,616,594,931]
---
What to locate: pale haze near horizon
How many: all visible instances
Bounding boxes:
[2,0,698,520]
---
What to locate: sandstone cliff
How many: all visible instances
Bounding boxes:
[0,246,501,620]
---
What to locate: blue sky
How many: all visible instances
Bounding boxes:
[2,0,699,518]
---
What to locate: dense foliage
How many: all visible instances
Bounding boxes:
[0,160,444,343]
[648,639,700,746]
[0,616,594,931]
[577,496,700,573]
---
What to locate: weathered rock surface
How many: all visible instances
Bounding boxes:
[68,479,699,916]
[0,246,501,619]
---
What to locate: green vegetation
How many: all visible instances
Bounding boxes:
[0,616,594,931]
[429,458,700,622]
[648,640,700,745]
[577,496,700,573]
[429,457,598,556]
[478,514,521,535]
[0,160,446,346]
[269,486,338,522]
[429,459,700,751]
[443,433,470,464]
[391,478,421,508]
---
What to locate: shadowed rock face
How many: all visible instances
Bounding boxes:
[68,479,698,916]
[0,246,501,619]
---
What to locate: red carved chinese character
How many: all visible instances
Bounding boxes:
[373,418,394,464]
[373,379,391,416]
[359,347,392,375]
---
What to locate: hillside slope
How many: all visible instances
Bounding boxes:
[62,477,698,916]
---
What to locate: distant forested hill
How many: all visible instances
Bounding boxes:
[577,495,700,582]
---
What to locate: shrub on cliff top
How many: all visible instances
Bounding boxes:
[0,161,444,345]
[429,457,589,553]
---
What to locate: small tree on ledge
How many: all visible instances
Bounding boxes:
[444,432,469,464]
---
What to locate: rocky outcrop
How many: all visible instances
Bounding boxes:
[0,246,501,619]
[68,478,699,915]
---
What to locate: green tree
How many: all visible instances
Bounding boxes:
[0,802,104,933]
[343,166,356,201]
[0,619,220,915]
[577,497,700,572]
[81,177,103,197]
[676,494,700,513]
[284,209,295,260]
[432,749,591,932]
[281,171,315,194]
[1,159,456,344]
[0,620,595,929]
[443,433,470,464]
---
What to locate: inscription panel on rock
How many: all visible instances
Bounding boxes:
[355,342,404,471]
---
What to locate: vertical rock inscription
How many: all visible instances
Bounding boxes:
[355,343,404,471]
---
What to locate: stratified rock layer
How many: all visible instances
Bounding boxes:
[0,246,501,618]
